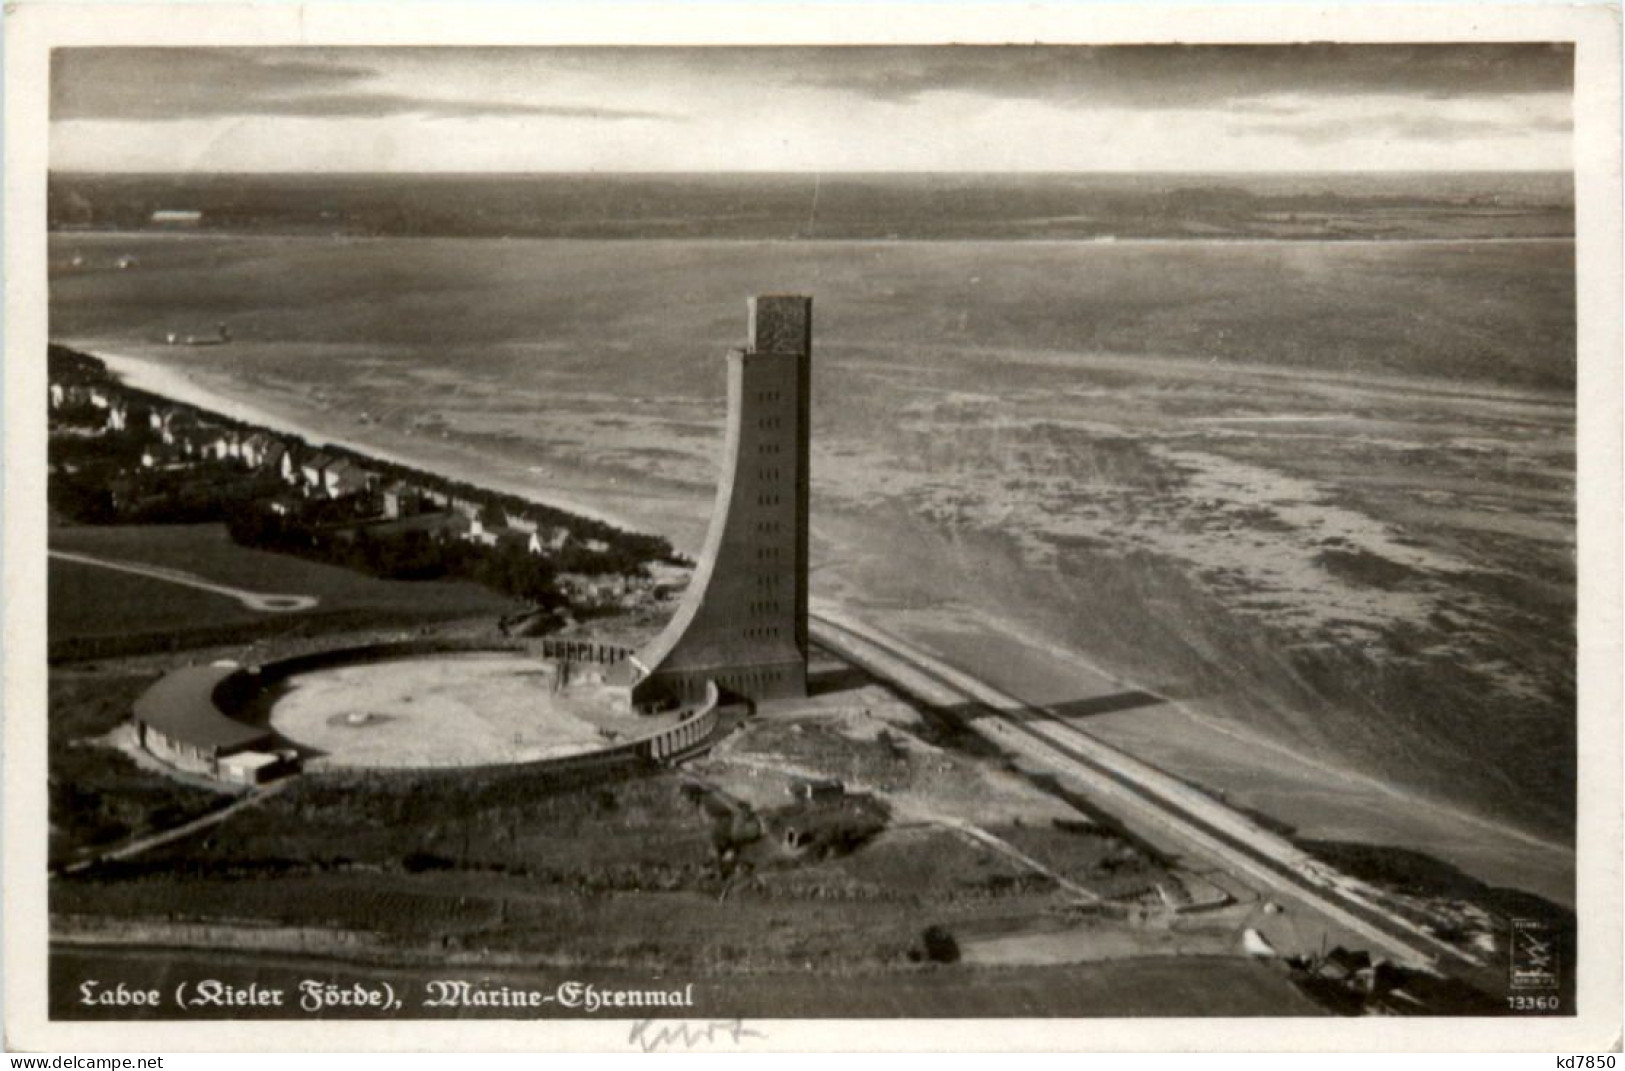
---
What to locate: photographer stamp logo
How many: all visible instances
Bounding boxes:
[1509,919,1560,991]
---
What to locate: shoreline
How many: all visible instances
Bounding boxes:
[84,345,646,536]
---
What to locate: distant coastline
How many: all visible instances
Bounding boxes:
[47,169,1575,243]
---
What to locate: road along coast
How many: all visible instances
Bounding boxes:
[809,607,1489,974]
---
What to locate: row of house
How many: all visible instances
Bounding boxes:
[53,375,601,561]
[561,558,691,606]
[51,382,134,431]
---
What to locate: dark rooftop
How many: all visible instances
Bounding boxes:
[132,664,272,753]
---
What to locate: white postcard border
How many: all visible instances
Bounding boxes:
[5,2,1620,1052]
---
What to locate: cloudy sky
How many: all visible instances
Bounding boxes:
[50,45,1572,172]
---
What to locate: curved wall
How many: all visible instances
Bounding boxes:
[627,296,812,708]
[134,640,727,783]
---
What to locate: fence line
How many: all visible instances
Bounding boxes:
[537,637,633,665]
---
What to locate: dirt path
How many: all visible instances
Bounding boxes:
[58,780,293,875]
[48,549,319,612]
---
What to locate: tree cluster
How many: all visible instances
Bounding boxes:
[224,505,565,609]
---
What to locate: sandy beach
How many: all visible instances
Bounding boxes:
[89,346,656,538]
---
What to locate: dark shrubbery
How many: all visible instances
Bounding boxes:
[919,924,960,964]
[48,748,225,866]
[49,473,119,525]
[773,795,890,860]
[401,850,456,873]
[224,505,566,608]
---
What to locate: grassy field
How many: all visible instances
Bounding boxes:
[53,678,1197,982]
[50,559,274,637]
[48,232,1576,874]
[47,654,1512,1014]
[53,760,1078,973]
[49,523,513,655]
[48,668,225,863]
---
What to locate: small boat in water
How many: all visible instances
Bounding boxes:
[165,322,232,347]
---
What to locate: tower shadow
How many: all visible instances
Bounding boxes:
[806,665,870,697]
[1045,690,1166,721]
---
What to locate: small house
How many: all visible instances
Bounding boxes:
[140,443,188,470]
[435,513,474,543]
[322,459,376,499]
[279,446,303,484]
[300,451,337,491]
[239,432,272,468]
[788,778,846,803]
[1318,947,1374,984]
[195,424,233,461]
[381,481,425,519]
[218,751,291,786]
[259,440,288,475]
[160,412,196,447]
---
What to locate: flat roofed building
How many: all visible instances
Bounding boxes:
[132,664,274,777]
[219,751,288,786]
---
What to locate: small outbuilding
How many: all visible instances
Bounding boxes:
[1241,928,1278,958]
[218,751,290,786]
[788,778,845,803]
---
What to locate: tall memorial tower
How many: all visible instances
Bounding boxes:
[618,296,812,709]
